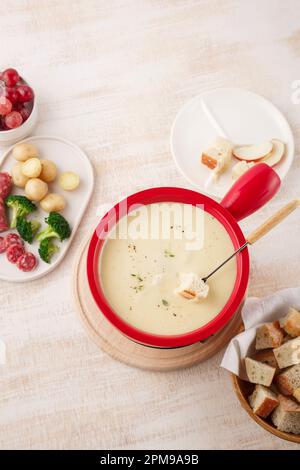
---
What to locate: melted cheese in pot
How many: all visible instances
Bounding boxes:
[99,203,237,336]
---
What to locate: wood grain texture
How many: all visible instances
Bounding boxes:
[0,0,300,450]
[246,199,300,245]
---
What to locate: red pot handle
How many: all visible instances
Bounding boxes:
[220,163,281,221]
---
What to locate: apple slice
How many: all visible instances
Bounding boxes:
[233,141,273,161]
[260,139,285,167]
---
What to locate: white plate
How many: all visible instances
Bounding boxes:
[0,135,94,282]
[170,88,294,199]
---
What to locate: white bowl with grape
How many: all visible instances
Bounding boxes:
[0,68,37,146]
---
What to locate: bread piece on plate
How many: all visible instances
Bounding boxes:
[201,137,233,176]
[280,307,300,337]
[273,337,300,369]
[271,394,300,434]
[245,357,276,386]
[231,161,255,180]
[275,364,300,395]
[255,321,284,350]
[253,349,279,372]
[293,387,300,403]
[248,384,279,418]
[233,141,273,161]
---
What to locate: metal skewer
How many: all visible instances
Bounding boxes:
[202,242,248,283]
[202,199,300,284]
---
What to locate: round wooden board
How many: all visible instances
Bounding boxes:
[72,233,243,371]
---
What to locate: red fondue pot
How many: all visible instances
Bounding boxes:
[87,163,280,348]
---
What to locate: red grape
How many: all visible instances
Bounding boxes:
[0,97,12,116]
[5,87,19,104]
[4,111,23,129]
[20,106,31,121]
[17,85,34,103]
[2,68,19,87]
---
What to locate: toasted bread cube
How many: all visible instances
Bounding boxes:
[201,137,233,175]
[281,308,300,337]
[273,337,300,369]
[245,357,276,386]
[175,272,209,301]
[253,349,279,372]
[255,321,284,350]
[248,384,279,418]
[201,151,218,169]
[271,394,300,434]
[275,365,300,395]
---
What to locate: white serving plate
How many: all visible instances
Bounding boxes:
[170,88,295,199]
[0,135,94,282]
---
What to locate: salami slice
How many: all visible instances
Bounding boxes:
[0,198,8,232]
[0,172,12,199]
[6,243,25,264]
[0,236,6,253]
[16,252,37,272]
[4,232,23,249]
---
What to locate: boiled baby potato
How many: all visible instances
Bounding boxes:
[11,162,29,188]
[25,178,48,202]
[59,171,80,191]
[22,158,42,178]
[13,143,39,162]
[40,193,66,212]
[40,159,57,183]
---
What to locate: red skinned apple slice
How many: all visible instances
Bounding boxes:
[233,141,273,161]
[260,139,285,167]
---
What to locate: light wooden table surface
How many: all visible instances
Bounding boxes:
[0,0,300,450]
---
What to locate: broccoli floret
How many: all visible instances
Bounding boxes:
[16,216,41,244]
[5,195,37,228]
[38,238,60,264]
[36,212,71,242]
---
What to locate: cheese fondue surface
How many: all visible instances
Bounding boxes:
[99,203,237,335]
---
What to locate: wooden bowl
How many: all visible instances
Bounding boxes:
[231,360,300,443]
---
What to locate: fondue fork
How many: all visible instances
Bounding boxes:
[202,199,300,283]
